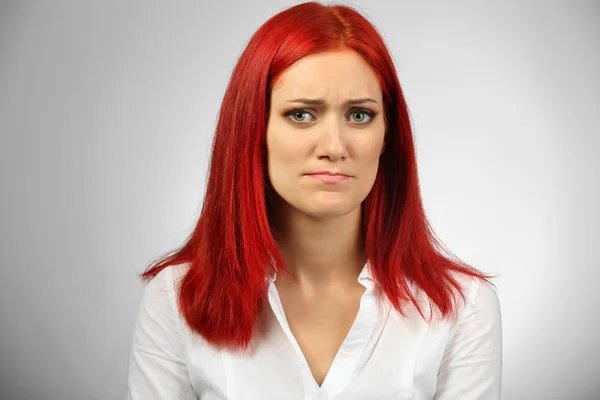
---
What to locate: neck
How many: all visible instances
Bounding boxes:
[271,198,366,290]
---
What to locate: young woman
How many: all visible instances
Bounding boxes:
[127,2,502,399]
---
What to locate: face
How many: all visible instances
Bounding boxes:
[266,50,386,219]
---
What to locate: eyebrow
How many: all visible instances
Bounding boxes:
[284,98,379,106]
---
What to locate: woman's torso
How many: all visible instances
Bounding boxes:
[170,263,465,400]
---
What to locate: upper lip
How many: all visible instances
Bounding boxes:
[307,171,351,177]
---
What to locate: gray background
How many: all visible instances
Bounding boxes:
[1,1,598,399]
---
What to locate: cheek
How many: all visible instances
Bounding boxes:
[268,135,301,165]
[351,132,385,184]
[352,132,385,161]
[267,116,313,157]
[351,117,385,152]
[266,126,307,178]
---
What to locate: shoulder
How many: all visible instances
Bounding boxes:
[140,262,191,315]
[146,262,191,291]
[407,270,501,320]
[446,270,499,308]
[448,271,502,332]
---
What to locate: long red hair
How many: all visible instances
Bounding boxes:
[140,1,494,352]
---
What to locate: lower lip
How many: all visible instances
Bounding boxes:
[307,174,351,183]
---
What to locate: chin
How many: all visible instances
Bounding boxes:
[303,202,359,219]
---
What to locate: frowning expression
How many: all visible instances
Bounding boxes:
[266,50,386,218]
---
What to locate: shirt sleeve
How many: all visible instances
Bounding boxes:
[433,277,503,400]
[126,266,198,400]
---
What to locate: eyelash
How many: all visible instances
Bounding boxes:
[283,108,377,125]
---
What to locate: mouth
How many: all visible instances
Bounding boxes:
[305,173,351,183]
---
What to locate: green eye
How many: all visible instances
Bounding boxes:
[284,108,376,124]
[350,110,373,124]
[286,110,314,123]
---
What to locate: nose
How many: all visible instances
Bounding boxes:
[316,117,348,161]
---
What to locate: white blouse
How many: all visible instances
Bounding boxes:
[127,261,502,399]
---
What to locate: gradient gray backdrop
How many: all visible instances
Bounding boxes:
[1,1,598,399]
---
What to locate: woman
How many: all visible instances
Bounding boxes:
[127,2,502,399]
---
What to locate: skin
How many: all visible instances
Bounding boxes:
[266,49,386,295]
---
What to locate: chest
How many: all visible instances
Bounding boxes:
[274,283,366,387]
[184,282,448,400]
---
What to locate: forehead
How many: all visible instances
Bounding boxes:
[271,50,382,102]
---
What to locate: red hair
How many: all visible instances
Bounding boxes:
[140,1,494,352]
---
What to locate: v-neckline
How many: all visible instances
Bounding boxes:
[267,275,380,399]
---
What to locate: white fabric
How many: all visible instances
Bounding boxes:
[127,261,502,399]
